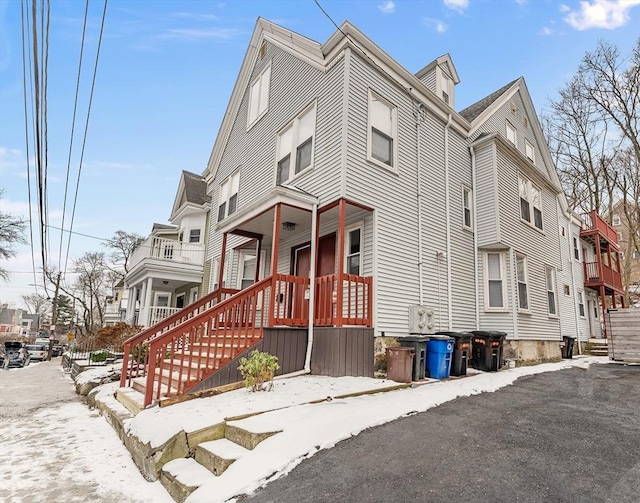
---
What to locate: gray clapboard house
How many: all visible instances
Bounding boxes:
[120,18,612,407]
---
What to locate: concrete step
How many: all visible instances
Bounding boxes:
[195,438,249,476]
[160,457,215,503]
[114,387,145,416]
[225,420,282,451]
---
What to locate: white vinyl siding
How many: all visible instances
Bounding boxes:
[248,63,271,128]
[276,104,316,185]
[368,89,397,170]
[484,252,507,311]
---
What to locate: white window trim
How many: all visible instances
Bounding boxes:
[525,139,534,163]
[247,62,271,129]
[189,228,201,244]
[344,221,364,275]
[275,102,317,186]
[545,266,558,318]
[154,292,171,307]
[367,89,398,173]
[237,250,266,289]
[515,252,529,313]
[573,237,580,261]
[483,251,508,312]
[519,174,544,232]
[578,291,586,318]
[506,120,517,146]
[462,186,473,230]
[218,171,240,222]
[437,67,453,107]
[190,287,199,304]
[612,214,621,226]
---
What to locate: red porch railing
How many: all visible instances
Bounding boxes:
[581,210,619,245]
[583,261,623,290]
[315,274,373,326]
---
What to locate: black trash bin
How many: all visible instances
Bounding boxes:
[397,336,428,381]
[435,331,472,376]
[470,331,507,371]
[561,336,576,359]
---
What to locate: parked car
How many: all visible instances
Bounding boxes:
[1,341,30,368]
[25,344,48,362]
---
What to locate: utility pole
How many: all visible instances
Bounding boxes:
[48,272,61,361]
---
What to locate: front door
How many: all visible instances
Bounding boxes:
[292,233,336,322]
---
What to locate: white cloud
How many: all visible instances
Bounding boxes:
[444,0,469,13]
[422,17,449,33]
[515,0,528,4]
[161,27,243,40]
[539,26,554,35]
[559,3,571,12]
[378,1,396,14]
[564,0,640,30]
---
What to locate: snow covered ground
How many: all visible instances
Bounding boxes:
[0,357,610,503]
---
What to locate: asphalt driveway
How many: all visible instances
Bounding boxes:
[247,363,640,503]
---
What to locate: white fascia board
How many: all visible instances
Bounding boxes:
[467,80,522,137]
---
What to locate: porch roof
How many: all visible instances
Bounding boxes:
[214,186,318,238]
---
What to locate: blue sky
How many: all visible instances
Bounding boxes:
[1,0,639,308]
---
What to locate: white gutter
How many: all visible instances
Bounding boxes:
[304,202,318,372]
[444,114,453,330]
[470,145,480,330]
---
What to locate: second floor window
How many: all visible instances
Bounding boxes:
[578,292,585,317]
[368,90,397,169]
[189,229,201,243]
[573,237,579,260]
[463,187,473,229]
[218,172,239,221]
[519,175,543,230]
[276,105,316,185]
[516,253,529,311]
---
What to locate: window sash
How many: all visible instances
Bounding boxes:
[506,122,516,144]
[248,65,270,125]
[516,254,528,310]
[277,154,290,186]
[189,229,201,243]
[463,188,472,228]
[276,106,315,184]
[296,137,312,174]
[371,128,393,166]
[486,253,505,309]
[346,227,362,275]
[546,267,557,315]
[578,293,585,317]
[525,141,534,161]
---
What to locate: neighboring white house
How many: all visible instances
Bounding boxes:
[123,171,210,328]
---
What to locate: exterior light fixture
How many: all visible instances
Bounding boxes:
[282,222,296,231]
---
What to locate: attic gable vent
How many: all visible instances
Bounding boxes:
[523,116,529,128]
[510,102,517,114]
[259,41,267,59]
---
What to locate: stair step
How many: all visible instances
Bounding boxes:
[160,457,215,503]
[195,438,249,476]
[225,420,282,450]
[114,387,145,416]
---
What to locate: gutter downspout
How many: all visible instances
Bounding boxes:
[414,104,426,304]
[444,114,453,330]
[304,202,318,372]
[470,145,480,330]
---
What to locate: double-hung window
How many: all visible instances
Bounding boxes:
[578,291,585,317]
[368,90,397,169]
[248,64,271,127]
[189,229,201,243]
[484,252,506,310]
[462,187,473,229]
[545,266,557,316]
[506,121,517,145]
[525,140,534,162]
[573,237,579,260]
[276,105,316,185]
[519,175,543,230]
[218,172,239,222]
[516,253,529,311]
[345,224,363,275]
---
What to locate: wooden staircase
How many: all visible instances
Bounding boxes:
[584,338,609,357]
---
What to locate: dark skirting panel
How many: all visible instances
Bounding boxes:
[310,327,374,377]
[191,328,308,392]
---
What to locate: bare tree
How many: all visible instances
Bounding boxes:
[104,230,144,275]
[21,293,51,326]
[0,190,27,281]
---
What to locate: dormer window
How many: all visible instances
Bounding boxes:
[441,74,451,105]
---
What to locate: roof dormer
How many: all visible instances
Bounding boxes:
[415,54,460,108]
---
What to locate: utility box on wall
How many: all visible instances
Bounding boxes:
[408,306,435,334]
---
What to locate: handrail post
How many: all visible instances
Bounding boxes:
[269,204,282,327]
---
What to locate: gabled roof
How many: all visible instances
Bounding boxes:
[459,79,519,122]
[169,170,210,222]
[415,54,460,84]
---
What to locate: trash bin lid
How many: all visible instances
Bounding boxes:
[397,335,430,342]
[471,330,507,340]
[435,331,472,340]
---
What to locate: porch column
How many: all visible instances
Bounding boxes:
[219,232,228,297]
[269,203,282,326]
[142,277,154,327]
[599,285,607,338]
[125,286,135,323]
[255,238,263,283]
[595,234,603,279]
[305,202,319,372]
[336,199,346,327]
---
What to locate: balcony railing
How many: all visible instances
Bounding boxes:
[583,261,623,290]
[581,211,619,245]
[130,236,205,270]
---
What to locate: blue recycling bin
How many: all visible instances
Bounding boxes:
[426,337,454,379]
